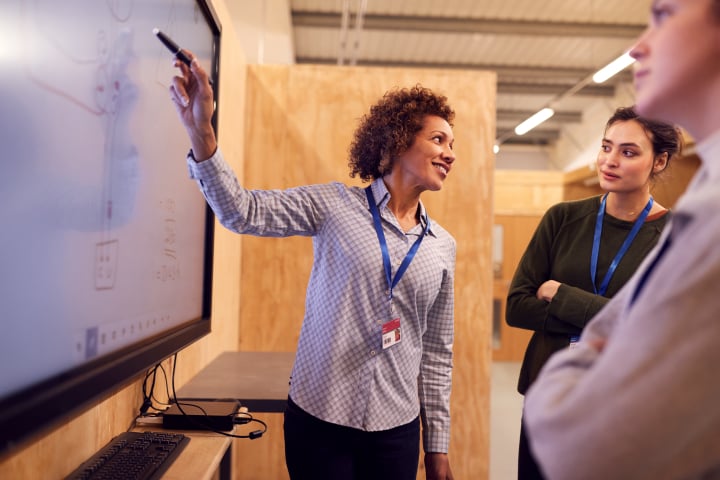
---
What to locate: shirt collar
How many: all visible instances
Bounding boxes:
[368,178,436,237]
[369,177,391,208]
[695,128,720,184]
[670,128,720,218]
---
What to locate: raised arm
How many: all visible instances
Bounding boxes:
[169,52,217,161]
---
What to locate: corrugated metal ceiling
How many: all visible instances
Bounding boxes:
[290,0,652,147]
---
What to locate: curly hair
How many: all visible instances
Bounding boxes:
[605,106,683,179]
[348,85,455,181]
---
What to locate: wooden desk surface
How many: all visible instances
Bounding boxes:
[177,351,295,412]
[131,427,232,480]
[163,433,231,480]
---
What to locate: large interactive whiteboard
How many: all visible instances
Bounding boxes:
[0,0,218,411]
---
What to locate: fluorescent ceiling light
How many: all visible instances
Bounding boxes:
[514,108,554,136]
[593,52,635,84]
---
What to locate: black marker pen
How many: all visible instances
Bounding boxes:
[153,28,192,66]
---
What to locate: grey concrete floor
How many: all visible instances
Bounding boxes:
[490,362,523,480]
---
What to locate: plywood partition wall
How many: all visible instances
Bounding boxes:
[235,64,496,479]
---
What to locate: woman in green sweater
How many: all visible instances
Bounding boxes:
[506,106,682,480]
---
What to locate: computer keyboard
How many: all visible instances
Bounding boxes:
[65,431,189,480]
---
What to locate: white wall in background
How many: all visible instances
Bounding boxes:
[226,0,295,64]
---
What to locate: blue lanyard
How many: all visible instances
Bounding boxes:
[591,194,653,296]
[365,186,430,301]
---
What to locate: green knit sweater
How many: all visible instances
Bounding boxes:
[506,195,668,394]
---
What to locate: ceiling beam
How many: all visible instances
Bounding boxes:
[500,128,562,145]
[296,56,590,78]
[295,56,632,86]
[497,109,583,123]
[292,11,646,38]
[498,81,614,97]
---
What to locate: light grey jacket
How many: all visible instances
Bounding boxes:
[525,129,720,480]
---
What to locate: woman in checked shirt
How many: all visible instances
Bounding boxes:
[169,55,457,480]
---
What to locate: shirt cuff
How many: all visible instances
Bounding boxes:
[423,427,450,454]
[186,147,224,180]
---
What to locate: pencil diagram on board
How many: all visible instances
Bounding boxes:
[21,0,140,291]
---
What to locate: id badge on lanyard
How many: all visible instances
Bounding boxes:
[366,186,429,350]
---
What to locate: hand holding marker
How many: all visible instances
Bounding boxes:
[153,28,192,66]
[156,26,217,160]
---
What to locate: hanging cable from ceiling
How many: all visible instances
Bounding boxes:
[338,0,351,65]
[337,0,367,66]
[349,0,368,66]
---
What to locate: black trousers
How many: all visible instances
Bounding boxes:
[284,397,420,480]
[518,414,546,480]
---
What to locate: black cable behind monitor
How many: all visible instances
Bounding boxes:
[134,353,267,440]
